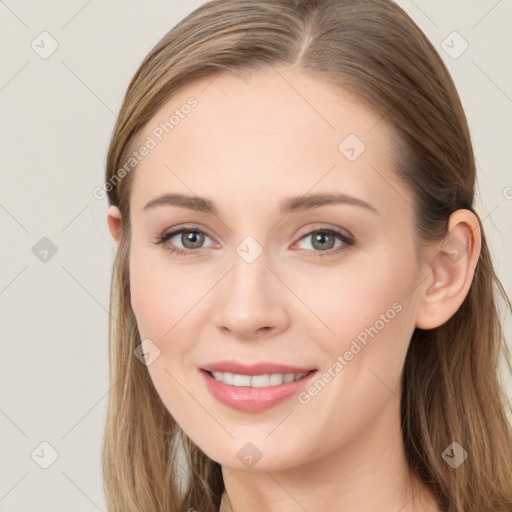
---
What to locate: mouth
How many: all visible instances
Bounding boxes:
[202,369,316,388]
[199,367,319,413]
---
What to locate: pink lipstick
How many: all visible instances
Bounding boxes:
[200,360,318,413]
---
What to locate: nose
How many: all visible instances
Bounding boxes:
[213,249,290,340]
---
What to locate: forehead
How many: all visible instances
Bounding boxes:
[136,67,390,150]
[128,67,407,219]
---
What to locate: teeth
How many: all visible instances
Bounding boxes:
[210,371,309,387]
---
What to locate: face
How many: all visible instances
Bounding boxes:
[125,67,425,471]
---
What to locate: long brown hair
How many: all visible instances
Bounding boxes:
[101,1,512,510]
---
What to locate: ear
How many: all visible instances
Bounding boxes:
[107,205,122,250]
[415,209,482,330]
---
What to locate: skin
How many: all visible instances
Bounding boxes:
[107,67,481,512]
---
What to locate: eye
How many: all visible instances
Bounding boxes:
[153,224,355,258]
[153,225,215,256]
[293,227,354,257]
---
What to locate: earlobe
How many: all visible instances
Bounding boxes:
[415,209,481,330]
[107,205,122,249]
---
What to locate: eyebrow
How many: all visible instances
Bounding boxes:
[143,192,379,216]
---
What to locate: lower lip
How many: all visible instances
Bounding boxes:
[200,369,318,413]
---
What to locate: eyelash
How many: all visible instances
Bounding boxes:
[153,224,355,258]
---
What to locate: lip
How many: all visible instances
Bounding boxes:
[200,366,318,413]
[201,360,316,375]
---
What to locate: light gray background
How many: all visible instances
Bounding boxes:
[0,1,511,510]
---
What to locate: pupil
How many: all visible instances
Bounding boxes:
[313,232,333,250]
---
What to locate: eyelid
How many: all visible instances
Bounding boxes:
[161,222,212,238]
[294,223,354,243]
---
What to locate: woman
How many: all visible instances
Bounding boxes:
[102,0,512,510]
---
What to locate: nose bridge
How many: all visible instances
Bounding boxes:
[227,241,272,306]
[224,229,270,292]
[213,238,289,337]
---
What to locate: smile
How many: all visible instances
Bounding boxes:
[200,369,318,413]
[208,371,310,387]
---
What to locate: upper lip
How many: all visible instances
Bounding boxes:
[201,361,317,376]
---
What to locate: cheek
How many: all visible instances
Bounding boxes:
[303,248,415,345]
[128,243,213,398]
[129,245,201,341]
[129,256,167,340]
[301,244,418,396]
[290,255,418,454]
[129,247,203,429]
